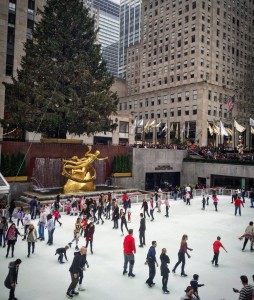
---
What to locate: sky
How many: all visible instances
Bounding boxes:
[1,194,253,300]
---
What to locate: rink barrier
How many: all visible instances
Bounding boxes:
[0,188,251,217]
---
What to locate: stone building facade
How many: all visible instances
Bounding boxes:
[118,0,254,147]
[0,0,45,139]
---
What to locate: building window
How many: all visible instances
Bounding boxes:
[170,108,174,117]
[170,94,175,103]
[119,121,129,133]
[185,106,189,115]
[192,105,197,115]
[193,90,197,100]
[185,91,190,101]
[177,107,181,116]
[163,109,167,118]
[208,90,211,100]
[177,93,182,102]
[208,105,211,115]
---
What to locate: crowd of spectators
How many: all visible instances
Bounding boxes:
[126,143,254,161]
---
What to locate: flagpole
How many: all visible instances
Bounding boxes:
[166,120,168,145]
[249,123,251,151]
[142,122,144,145]
[155,119,157,146]
[233,120,236,153]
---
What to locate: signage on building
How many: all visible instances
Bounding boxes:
[155,165,173,171]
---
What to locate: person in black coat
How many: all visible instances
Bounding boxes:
[141,199,150,218]
[77,248,89,291]
[139,213,146,247]
[4,258,22,300]
[8,199,16,223]
[160,248,170,294]
[112,202,119,229]
[66,246,87,298]
[55,245,69,264]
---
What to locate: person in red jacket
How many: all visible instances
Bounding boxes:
[123,229,136,277]
[234,196,244,216]
[211,236,227,267]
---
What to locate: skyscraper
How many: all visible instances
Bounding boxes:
[0,0,45,140]
[118,0,254,146]
[118,0,142,79]
[87,0,120,77]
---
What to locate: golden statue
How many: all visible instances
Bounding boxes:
[62,146,108,193]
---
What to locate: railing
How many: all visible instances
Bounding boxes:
[1,188,251,217]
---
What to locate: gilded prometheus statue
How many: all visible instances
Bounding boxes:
[62,146,108,193]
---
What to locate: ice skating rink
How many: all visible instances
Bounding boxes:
[1,195,253,300]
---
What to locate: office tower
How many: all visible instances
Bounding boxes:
[118,0,254,146]
[118,0,142,79]
[0,0,45,140]
[87,0,120,77]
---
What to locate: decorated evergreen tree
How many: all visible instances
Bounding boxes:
[1,0,118,138]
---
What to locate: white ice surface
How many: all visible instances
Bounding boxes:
[0,195,253,300]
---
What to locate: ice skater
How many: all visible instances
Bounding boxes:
[141,199,150,219]
[238,221,254,252]
[145,241,158,287]
[138,213,146,247]
[160,248,170,294]
[172,234,193,276]
[78,247,89,291]
[201,195,206,210]
[69,217,82,251]
[234,195,244,216]
[211,236,227,267]
[123,229,136,277]
[164,197,170,217]
[190,274,205,299]
[212,193,219,211]
[85,222,95,254]
[26,224,38,257]
[149,198,155,221]
[6,223,23,258]
[4,258,22,300]
[0,216,8,247]
[55,245,69,264]
[120,209,128,236]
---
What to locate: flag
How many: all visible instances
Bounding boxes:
[181,123,185,134]
[207,122,214,136]
[175,124,179,139]
[251,127,254,134]
[250,118,254,126]
[155,122,161,128]
[225,128,233,136]
[220,121,229,136]
[162,124,167,132]
[144,120,150,133]
[227,95,235,112]
[234,119,245,133]
[187,122,190,138]
[149,120,156,128]
[133,117,137,128]
[213,124,220,135]
[170,123,174,132]
[137,119,143,127]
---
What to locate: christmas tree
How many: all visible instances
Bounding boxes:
[2,0,118,139]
